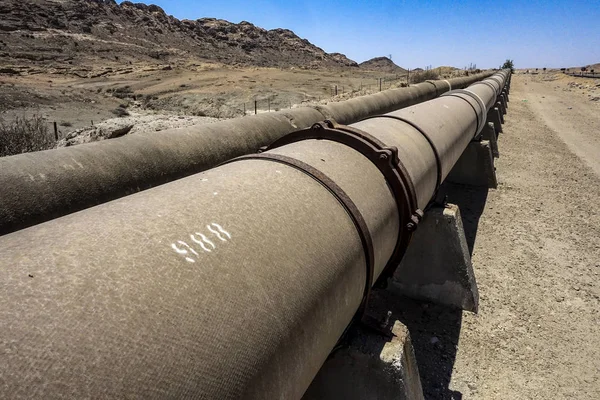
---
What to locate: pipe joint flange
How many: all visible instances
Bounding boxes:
[220,151,375,319]
[441,89,487,136]
[259,119,420,294]
[475,79,501,96]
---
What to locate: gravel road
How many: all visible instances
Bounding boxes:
[372,72,600,399]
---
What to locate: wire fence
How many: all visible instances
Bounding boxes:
[240,74,410,116]
[564,71,599,79]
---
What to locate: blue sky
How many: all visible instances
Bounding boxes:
[119,0,600,69]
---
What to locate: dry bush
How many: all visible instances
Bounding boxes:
[111,107,130,117]
[0,115,56,157]
[409,70,440,84]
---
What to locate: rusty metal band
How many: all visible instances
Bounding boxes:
[220,152,375,315]
[324,120,419,212]
[489,75,504,87]
[441,89,487,136]
[362,114,444,195]
[259,120,421,287]
[323,121,424,285]
[424,80,440,95]
[261,121,419,216]
[476,80,500,96]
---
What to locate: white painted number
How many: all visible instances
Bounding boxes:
[171,222,231,263]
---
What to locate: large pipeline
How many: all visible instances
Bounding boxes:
[0,72,494,235]
[0,70,510,399]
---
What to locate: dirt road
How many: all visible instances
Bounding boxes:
[372,72,600,399]
[448,73,600,398]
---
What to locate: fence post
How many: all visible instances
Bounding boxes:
[379,78,382,92]
[268,97,270,112]
[335,85,338,96]
[243,103,246,115]
[254,100,257,115]
[53,121,58,141]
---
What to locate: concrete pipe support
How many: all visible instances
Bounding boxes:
[0,70,510,399]
[0,73,494,235]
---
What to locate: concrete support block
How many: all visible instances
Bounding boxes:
[446,140,497,188]
[303,320,425,400]
[496,98,506,116]
[500,93,508,109]
[481,122,499,158]
[495,101,505,121]
[502,89,509,102]
[487,107,503,134]
[390,204,479,312]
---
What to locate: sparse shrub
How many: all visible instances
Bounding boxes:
[0,115,56,157]
[112,86,133,99]
[59,121,73,127]
[409,70,439,84]
[501,59,515,73]
[111,108,130,117]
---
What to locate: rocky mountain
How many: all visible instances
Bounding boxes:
[0,0,358,69]
[359,57,407,73]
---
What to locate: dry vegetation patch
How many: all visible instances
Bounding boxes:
[0,114,55,156]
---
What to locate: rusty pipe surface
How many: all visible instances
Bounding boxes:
[0,71,510,399]
[0,72,494,236]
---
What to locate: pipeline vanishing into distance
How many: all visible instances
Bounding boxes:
[0,72,495,235]
[0,70,510,399]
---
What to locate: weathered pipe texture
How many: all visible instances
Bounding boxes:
[0,71,510,399]
[0,72,494,235]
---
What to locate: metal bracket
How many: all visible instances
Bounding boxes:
[261,119,422,291]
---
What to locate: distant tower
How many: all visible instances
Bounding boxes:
[389,54,392,61]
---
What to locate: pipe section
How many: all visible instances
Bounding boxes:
[0,71,510,399]
[0,72,494,235]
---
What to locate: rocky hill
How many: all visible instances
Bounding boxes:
[0,0,358,69]
[359,57,407,73]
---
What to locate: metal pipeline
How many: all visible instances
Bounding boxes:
[0,72,495,236]
[0,70,510,399]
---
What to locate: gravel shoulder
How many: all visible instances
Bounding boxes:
[371,73,600,399]
[448,73,600,398]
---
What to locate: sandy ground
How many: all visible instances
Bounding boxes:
[368,71,600,399]
[0,62,409,136]
[449,72,600,398]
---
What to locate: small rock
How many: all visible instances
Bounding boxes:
[103,124,134,139]
[430,336,439,344]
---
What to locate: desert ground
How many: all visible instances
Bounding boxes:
[368,71,600,399]
[0,61,413,140]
